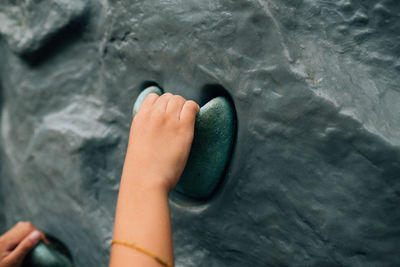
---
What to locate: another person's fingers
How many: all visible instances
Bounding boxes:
[166,95,186,118]
[154,93,173,114]
[138,93,159,114]
[4,230,41,266]
[0,222,49,250]
[180,100,200,125]
[1,222,36,249]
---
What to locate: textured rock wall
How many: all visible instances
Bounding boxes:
[1,0,400,266]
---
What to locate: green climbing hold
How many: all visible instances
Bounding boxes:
[22,238,73,267]
[176,96,235,199]
[133,86,235,200]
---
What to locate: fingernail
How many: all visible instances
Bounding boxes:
[29,231,41,243]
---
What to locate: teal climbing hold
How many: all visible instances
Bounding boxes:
[22,238,73,267]
[133,86,235,200]
[132,86,163,117]
[175,96,235,199]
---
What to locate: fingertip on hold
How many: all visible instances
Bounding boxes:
[187,100,200,112]
[28,230,41,243]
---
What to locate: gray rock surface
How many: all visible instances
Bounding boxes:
[0,0,88,56]
[1,0,399,266]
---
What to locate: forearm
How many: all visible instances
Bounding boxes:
[109,92,199,267]
[110,172,174,267]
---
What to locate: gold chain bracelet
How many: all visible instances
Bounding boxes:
[112,240,172,267]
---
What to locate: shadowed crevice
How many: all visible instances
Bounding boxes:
[139,80,163,91]
[21,9,90,67]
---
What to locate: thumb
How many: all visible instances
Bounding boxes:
[6,230,41,266]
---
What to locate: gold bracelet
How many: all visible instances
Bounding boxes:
[111,240,172,267]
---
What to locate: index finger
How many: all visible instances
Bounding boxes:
[180,100,200,125]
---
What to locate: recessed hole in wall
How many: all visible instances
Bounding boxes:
[139,80,163,91]
[172,84,237,205]
[22,234,74,267]
[133,83,237,206]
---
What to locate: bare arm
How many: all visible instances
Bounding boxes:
[109,93,199,267]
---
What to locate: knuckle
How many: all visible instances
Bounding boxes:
[18,222,35,233]
[147,92,159,98]
[145,93,159,101]
[162,92,173,98]
[174,95,185,102]
[17,221,33,230]
[25,222,34,229]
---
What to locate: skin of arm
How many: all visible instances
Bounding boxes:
[109,92,200,267]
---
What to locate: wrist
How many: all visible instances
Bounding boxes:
[121,171,170,197]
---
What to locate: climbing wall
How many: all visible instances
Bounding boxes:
[1,0,400,266]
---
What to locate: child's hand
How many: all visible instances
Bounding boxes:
[0,222,48,267]
[122,92,199,193]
